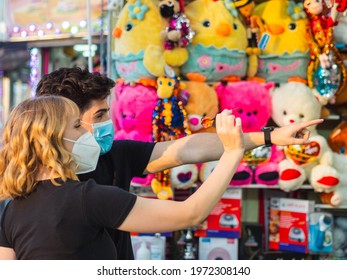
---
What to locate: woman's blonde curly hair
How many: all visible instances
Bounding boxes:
[0,96,80,199]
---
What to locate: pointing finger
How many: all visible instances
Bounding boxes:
[298,119,324,130]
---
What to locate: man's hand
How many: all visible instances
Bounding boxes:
[271,119,324,146]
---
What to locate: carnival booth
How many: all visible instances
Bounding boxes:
[1,0,347,260]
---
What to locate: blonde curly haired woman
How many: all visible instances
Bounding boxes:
[0,96,246,260]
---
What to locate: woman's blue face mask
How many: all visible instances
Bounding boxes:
[82,119,115,155]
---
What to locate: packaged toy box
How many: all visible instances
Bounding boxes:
[278,198,315,253]
[195,188,242,238]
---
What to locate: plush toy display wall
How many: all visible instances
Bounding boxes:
[110,0,347,209]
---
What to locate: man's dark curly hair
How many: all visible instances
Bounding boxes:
[36,67,116,113]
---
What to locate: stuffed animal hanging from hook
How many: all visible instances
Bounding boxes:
[158,0,195,68]
[232,0,266,78]
[151,66,191,199]
[304,0,347,108]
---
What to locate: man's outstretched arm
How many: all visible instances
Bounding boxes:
[145,119,323,174]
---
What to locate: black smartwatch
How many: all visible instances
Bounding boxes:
[261,126,275,147]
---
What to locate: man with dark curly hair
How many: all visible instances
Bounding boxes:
[35,67,321,260]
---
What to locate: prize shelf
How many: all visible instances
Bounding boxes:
[131,183,313,189]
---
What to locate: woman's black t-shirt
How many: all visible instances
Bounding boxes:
[0,179,136,260]
[78,140,155,260]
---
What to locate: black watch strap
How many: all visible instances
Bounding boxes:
[261,126,275,147]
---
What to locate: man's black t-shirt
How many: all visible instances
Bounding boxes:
[0,179,137,260]
[78,140,155,259]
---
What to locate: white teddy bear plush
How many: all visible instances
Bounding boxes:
[271,82,341,192]
[320,148,347,207]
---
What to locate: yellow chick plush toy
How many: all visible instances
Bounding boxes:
[253,0,310,84]
[181,0,249,83]
[112,0,166,86]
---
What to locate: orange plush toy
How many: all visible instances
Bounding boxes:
[184,81,218,133]
[328,118,347,155]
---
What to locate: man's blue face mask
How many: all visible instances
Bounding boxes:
[82,119,115,155]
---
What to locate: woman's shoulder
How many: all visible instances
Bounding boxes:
[35,178,97,193]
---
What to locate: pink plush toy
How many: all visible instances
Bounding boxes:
[215,81,282,186]
[111,82,158,186]
[112,82,158,142]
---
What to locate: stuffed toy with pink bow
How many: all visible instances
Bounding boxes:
[213,80,282,186]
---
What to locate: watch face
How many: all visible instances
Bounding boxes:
[262,126,275,131]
